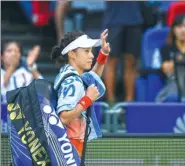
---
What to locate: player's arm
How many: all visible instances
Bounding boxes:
[59,104,85,125]
[59,85,99,125]
[92,29,110,77]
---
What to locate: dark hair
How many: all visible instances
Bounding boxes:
[51,31,85,65]
[167,14,185,44]
[1,41,23,55]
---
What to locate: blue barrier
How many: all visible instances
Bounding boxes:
[113,102,185,134]
[2,102,185,134]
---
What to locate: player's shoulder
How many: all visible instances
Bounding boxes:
[58,75,85,98]
[62,75,83,87]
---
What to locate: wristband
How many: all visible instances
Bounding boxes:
[96,50,109,64]
[28,63,37,72]
[78,96,92,109]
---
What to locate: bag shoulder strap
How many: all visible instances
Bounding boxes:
[55,73,78,91]
[80,80,91,166]
[80,106,91,166]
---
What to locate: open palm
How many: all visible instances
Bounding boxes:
[27,45,40,67]
[100,29,111,54]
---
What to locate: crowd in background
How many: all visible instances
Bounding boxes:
[1,4,185,165]
[1,1,185,105]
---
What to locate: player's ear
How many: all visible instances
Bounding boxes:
[68,50,76,60]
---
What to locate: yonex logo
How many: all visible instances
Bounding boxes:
[43,105,64,129]
[42,104,78,166]
[7,103,25,120]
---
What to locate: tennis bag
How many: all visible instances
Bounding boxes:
[6,77,87,166]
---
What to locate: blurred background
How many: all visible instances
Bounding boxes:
[1,1,185,166]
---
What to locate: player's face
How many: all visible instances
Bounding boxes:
[74,47,94,71]
[2,43,21,66]
[174,18,185,42]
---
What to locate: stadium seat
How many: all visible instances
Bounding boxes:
[146,73,165,101]
[17,1,32,23]
[158,1,173,13]
[135,76,147,101]
[167,2,185,26]
[142,26,170,68]
[136,26,170,102]
[18,1,105,28]
[135,72,165,102]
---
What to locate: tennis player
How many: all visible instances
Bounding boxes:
[51,29,110,158]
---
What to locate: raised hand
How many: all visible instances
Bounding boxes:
[100,29,111,55]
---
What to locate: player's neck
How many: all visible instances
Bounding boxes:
[69,62,84,75]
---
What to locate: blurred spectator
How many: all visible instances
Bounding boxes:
[1,41,42,103]
[55,0,69,44]
[156,14,185,102]
[103,1,143,104]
